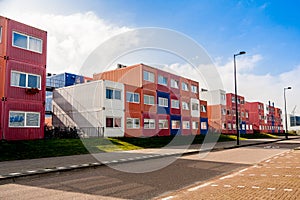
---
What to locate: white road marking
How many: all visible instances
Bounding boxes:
[249,174,255,176]
[237,186,245,188]
[272,175,279,177]
[285,175,292,177]
[284,189,293,192]
[102,161,110,164]
[57,167,66,170]
[188,182,212,191]
[224,185,231,188]
[239,168,248,173]
[128,158,134,160]
[81,164,89,166]
[252,186,260,189]
[265,159,271,163]
[260,174,267,177]
[120,159,127,161]
[70,165,78,168]
[9,172,21,176]
[267,188,275,190]
[92,162,100,165]
[111,160,118,163]
[161,196,175,200]
[27,170,37,173]
[211,184,218,187]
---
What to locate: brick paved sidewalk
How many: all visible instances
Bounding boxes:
[158,149,300,200]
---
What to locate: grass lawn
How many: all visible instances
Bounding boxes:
[1,132,286,162]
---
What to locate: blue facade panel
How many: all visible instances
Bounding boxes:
[157,91,170,115]
[170,115,181,135]
[240,121,246,134]
[200,117,208,135]
[46,73,84,88]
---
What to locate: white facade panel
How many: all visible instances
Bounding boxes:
[53,80,125,137]
[190,98,200,117]
[200,89,226,105]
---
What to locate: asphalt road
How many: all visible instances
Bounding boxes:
[1,140,299,200]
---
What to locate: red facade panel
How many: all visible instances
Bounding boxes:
[180,77,191,98]
[5,59,46,102]
[157,114,170,136]
[181,116,191,135]
[170,94,181,115]
[2,100,44,140]
[0,59,5,98]
[142,112,158,137]
[181,96,190,117]
[141,89,157,113]
[125,84,142,113]
[6,18,47,66]
[124,111,142,137]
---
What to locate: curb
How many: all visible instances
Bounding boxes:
[0,137,299,183]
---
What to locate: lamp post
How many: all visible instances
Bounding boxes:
[284,86,292,139]
[234,51,246,145]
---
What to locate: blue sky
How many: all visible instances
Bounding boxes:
[75,0,300,76]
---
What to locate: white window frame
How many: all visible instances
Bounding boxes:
[144,118,155,129]
[106,117,122,128]
[126,118,140,129]
[171,120,180,129]
[171,99,180,109]
[192,103,199,111]
[9,111,40,128]
[191,85,198,93]
[158,75,168,86]
[144,94,155,105]
[0,26,2,43]
[106,88,121,100]
[12,31,43,54]
[182,101,189,110]
[158,97,168,107]
[126,92,140,103]
[11,71,41,89]
[200,105,207,112]
[143,70,154,82]
[170,79,179,89]
[181,82,189,91]
[192,121,199,129]
[158,119,168,129]
[182,121,190,129]
[201,121,207,130]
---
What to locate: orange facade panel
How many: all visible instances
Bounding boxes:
[94,65,142,87]
[0,16,8,57]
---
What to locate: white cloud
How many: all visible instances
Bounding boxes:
[0,1,130,74]
[216,55,299,115]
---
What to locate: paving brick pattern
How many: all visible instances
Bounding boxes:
[159,150,300,200]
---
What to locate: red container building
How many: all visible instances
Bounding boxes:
[0,16,47,140]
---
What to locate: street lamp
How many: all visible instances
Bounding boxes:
[234,51,246,145]
[284,86,292,139]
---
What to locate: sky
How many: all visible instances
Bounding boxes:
[0,0,299,115]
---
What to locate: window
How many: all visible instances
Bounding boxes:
[246,112,249,118]
[159,119,168,129]
[222,108,226,115]
[126,92,139,103]
[126,118,140,129]
[182,101,189,110]
[143,70,154,82]
[192,103,199,111]
[144,119,155,129]
[221,94,226,101]
[106,88,121,100]
[144,95,155,105]
[191,85,198,93]
[228,123,232,130]
[158,75,167,85]
[171,99,179,109]
[106,117,121,128]
[181,82,189,91]
[0,26,2,43]
[12,31,42,53]
[11,71,41,89]
[182,121,190,129]
[201,122,207,129]
[200,105,207,112]
[192,121,199,129]
[9,111,40,127]
[158,97,168,107]
[171,120,180,129]
[170,79,179,89]
[231,96,235,103]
